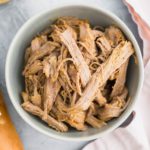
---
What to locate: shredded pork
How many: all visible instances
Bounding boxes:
[21,17,135,132]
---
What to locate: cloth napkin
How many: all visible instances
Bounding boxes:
[83,0,150,149]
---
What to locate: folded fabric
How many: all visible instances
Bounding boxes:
[125,0,150,66]
[83,1,150,150]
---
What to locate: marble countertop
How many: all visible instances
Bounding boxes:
[0,0,142,150]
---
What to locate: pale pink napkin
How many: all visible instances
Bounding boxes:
[83,1,150,149]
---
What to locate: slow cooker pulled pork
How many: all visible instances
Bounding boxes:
[21,17,134,132]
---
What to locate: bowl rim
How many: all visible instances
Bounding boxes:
[5,2,144,141]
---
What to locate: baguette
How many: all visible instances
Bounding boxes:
[0,91,24,150]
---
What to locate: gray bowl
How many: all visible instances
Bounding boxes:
[5,3,144,141]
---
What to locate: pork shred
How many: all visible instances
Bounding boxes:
[22,101,68,132]
[59,29,91,87]
[21,17,135,132]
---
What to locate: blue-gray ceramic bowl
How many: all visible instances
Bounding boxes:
[5,3,144,141]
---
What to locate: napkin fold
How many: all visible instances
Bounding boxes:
[125,0,150,66]
[83,1,150,149]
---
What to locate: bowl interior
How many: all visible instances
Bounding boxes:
[6,5,143,140]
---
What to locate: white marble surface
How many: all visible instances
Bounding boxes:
[0,0,142,150]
